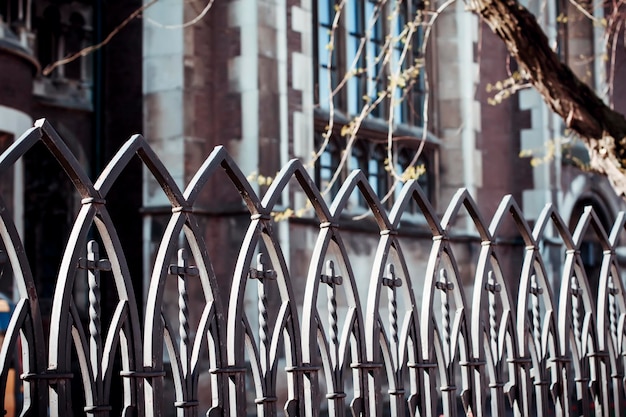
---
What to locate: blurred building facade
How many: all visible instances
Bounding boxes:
[0,0,624,328]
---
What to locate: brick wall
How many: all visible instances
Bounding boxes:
[0,49,34,114]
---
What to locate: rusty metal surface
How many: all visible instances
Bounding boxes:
[0,120,624,416]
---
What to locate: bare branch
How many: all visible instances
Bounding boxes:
[468,0,626,195]
[607,19,623,107]
[421,0,457,56]
[567,0,599,23]
[145,0,215,29]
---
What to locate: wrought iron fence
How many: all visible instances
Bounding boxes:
[0,120,624,416]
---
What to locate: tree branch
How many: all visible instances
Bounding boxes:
[467,0,626,195]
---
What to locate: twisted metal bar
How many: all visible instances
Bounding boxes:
[383,263,402,367]
[571,275,583,353]
[608,278,618,349]
[78,240,111,382]
[249,253,277,371]
[88,245,102,372]
[530,274,543,356]
[178,255,190,354]
[321,260,342,368]
[258,280,268,352]
[485,271,501,362]
[168,248,199,373]
[435,269,453,364]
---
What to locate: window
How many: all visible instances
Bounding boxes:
[314,131,436,212]
[392,0,425,126]
[365,0,384,118]
[396,147,430,213]
[350,143,386,207]
[29,1,93,107]
[315,136,341,199]
[315,0,340,109]
[36,5,61,72]
[34,3,91,82]
[313,0,435,215]
[64,12,86,80]
[314,0,426,125]
[366,145,387,200]
[346,0,365,115]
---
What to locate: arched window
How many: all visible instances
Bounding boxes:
[36,5,61,72]
[32,2,93,105]
[64,11,86,80]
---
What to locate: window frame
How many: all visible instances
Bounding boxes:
[314,0,428,127]
[313,118,439,214]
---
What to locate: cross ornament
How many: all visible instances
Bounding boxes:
[78,241,112,273]
[169,249,199,278]
[320,260,342,286]
[382,264,402,288]
[249,253,277,281]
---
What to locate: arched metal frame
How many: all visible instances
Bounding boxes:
[0,120,624,416]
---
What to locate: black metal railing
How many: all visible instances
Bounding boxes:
[0,120,623,416]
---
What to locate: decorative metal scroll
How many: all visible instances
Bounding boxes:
[0,120,624,416]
